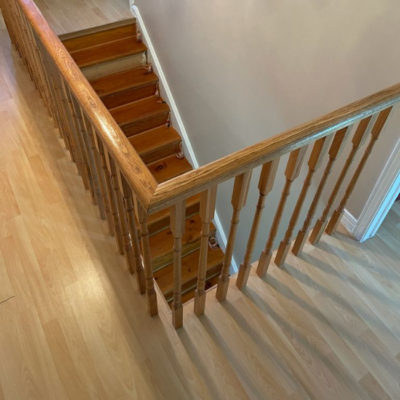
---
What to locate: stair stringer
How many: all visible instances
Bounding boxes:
[131,3,238,272]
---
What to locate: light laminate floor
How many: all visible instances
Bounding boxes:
[1,2,400,399]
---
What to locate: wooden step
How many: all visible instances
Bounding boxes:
[129,126,181,164]
[168,275,221,305]
[62,21,136,52]
[154,247,224,302]
[90,66,158,109]
[147,154,192,183]
[81,53,146,81]
[148,194,201,235]
[70,36,146,68]
[110,96,170,136]
[149,214,216,270]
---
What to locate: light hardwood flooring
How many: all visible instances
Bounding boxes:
[32,0,132,35]
[1,3,400,399]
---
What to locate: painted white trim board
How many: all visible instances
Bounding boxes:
[341,138,400,241]
[130,4,237,271]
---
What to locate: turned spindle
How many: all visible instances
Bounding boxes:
[256,147,307,277]
[326,108,392,234]
[309,116,375,244]
[236,159,279,289]
[275,137,331,266]
[217,171,252,300]
[194,187,217,316]
[292,127,350,255]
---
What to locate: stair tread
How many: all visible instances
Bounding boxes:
[62,22,136,52]
[90,66,158,97]
[109,96,169,126]
[147,154,192,183]
[150,214,216,269]
[70,36,146,68]
[129,126,181,164]
[71,23,226,307]
[154,247,224,297]
[148,193,201,235]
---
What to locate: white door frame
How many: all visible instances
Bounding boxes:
[348,138,400,242]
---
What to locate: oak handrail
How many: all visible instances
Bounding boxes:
[16,0,157,207]
[4,0,400,327]
[148,82,400,213]
[7,0,400,216]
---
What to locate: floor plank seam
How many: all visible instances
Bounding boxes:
[0,295,16,306]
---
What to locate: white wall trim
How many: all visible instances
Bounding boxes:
[130,4,237,271]
[130,5,198,168]
[354,138,400,241]
[341,138,400,241]
[341,209,358,236]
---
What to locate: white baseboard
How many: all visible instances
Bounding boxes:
[341,209,358,235]
[130,4,237,271]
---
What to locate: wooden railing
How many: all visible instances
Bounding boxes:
[2,0,399,329]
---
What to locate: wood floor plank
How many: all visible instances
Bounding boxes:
[1,3,400,399]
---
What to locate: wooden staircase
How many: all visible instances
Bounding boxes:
[59,19,224,306]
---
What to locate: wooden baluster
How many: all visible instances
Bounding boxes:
[109,157,136,273]
[113,168,135,273]
[170,200,186,328]
[45,61,73,151]
[54,73,77,162]
[80,111,107,219]
[105,151,125,252]
[120,177,146,294]
[60,88,79,164]
[292,127,350,255]
[60,78,85,171]
[89,126,114,234]
[66,88,91,189]
[1,1,18,53]
[216,171,252,300]
[97,140,122,245]
[256,147,307,277]
[29,28,53,114]
[275,137,332,266]
[14,4,34,79]
[82,120,107,220]
[326,108,393,234]
[25,18,54,120]
[138,204,158,317]
[25,23,47,103]
[309,115,376,244]
[194,186,217,316]
[7,1,21,54]
[53,81,73,153]
[46,64,71,145]
[63,84,91,190]
[236,160,279,289]
[72,99,97,205]
[13,2,25,52]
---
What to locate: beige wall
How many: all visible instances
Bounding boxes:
[135,0,400,260]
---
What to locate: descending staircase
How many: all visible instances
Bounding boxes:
[59,19,224,305]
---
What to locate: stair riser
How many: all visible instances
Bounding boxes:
[121,111,169,137]
[151,238,202,271]
[137,138,180,164]
[148,201,200,235]
[101,84,157,109]
[165,269,222,304]
[61,20,225,308]
[151,222,216,271]
[82,53,146,81]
